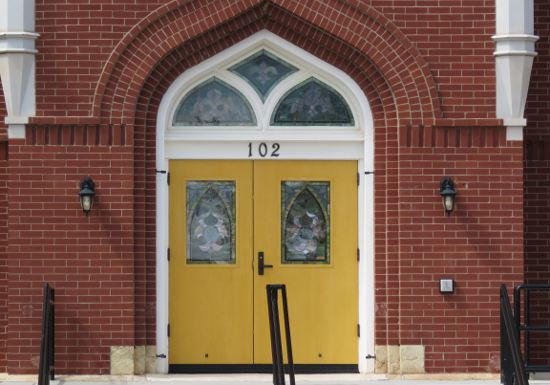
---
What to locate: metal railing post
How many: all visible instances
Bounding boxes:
[280,286,295,384]
[514,284,550,373]
[266,284,295,385]
[501,284,529,385]
[38,283,55,385]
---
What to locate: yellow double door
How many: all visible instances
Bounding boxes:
[169,160,357,368]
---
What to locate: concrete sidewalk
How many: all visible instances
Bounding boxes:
[2,373,550,385]
[0,373,526,385]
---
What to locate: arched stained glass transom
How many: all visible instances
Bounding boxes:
[171,49,356,128]
[272,78,354,125]
[173,78,256,126]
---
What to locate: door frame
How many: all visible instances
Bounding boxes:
[155,30,375,374]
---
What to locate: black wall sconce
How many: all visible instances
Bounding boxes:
[79,176,96,216]
[439,177,456,215]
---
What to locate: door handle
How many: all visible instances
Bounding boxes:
[258,251,273,275]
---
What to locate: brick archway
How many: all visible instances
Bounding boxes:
[117,0,443,370]
[93,0,442,126]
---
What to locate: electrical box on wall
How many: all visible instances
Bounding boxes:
[439,278,455,294]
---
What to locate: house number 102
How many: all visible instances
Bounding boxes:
[248,142,280,158]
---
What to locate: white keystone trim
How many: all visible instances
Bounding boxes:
[0,32,40,39]
[0,0,38,137]
[7,124,26,139]
[493,0,538,141]
[156,30,375,374]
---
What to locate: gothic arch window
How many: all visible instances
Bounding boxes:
[168,41,363,139]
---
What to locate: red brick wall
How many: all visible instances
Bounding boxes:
[0,141,7,374]
[1,0,525,375]
[525,0,550,286]
[399,127,523,372]
[31,0,496,121]
[6,126,134,374]
[0,82,8,373]
[34,0,165,118]
[523,0,550,367]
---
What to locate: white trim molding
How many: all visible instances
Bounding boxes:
[156,30,375,374]
[492,0,538,141]
[0,0,38,138]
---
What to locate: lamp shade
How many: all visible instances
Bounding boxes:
[79,176,95,215]
[439,177,456,214]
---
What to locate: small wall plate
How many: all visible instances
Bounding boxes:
[439,278,455,294]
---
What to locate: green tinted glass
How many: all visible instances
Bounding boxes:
[229,50,297,100]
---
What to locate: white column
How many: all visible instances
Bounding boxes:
[493,0,538,141]
[0,0,38,139]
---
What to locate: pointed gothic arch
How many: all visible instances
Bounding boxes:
[155,30,375,374]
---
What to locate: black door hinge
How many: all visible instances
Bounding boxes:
[167,248,170,262]
[167,323,170,337]
[357,248,360,262]
[357,324,360,337]
[167,172,170,186]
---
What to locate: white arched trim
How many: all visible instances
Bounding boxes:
[156,30,375,374]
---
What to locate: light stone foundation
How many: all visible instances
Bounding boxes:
[110,346,134,375]
[387,345,401,374]
[374,345,387,373]
[375,345,425,374]
[134,346,145,375]
[145,346,158,374]
[110,346,157,375]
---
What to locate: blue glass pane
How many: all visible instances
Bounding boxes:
[187,181,236,264]
[229,50,297,100]
[173,78,256,126]
[272,78,354,125]
[281,181,330,264]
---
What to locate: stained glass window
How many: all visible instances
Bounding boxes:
[229,50,298,100]
[281,181,330,264]
[271,78,354,125]
[187,181,236,264]
[173,78,256,126]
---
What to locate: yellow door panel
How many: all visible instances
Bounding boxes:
[253,161,358,365]
[169,160,358,367]
[169,160,254,364]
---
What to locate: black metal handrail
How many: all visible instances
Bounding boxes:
[514,284,550,373]
[266,284,295,385]
[38,283,55,385]
[501,284,529,385]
